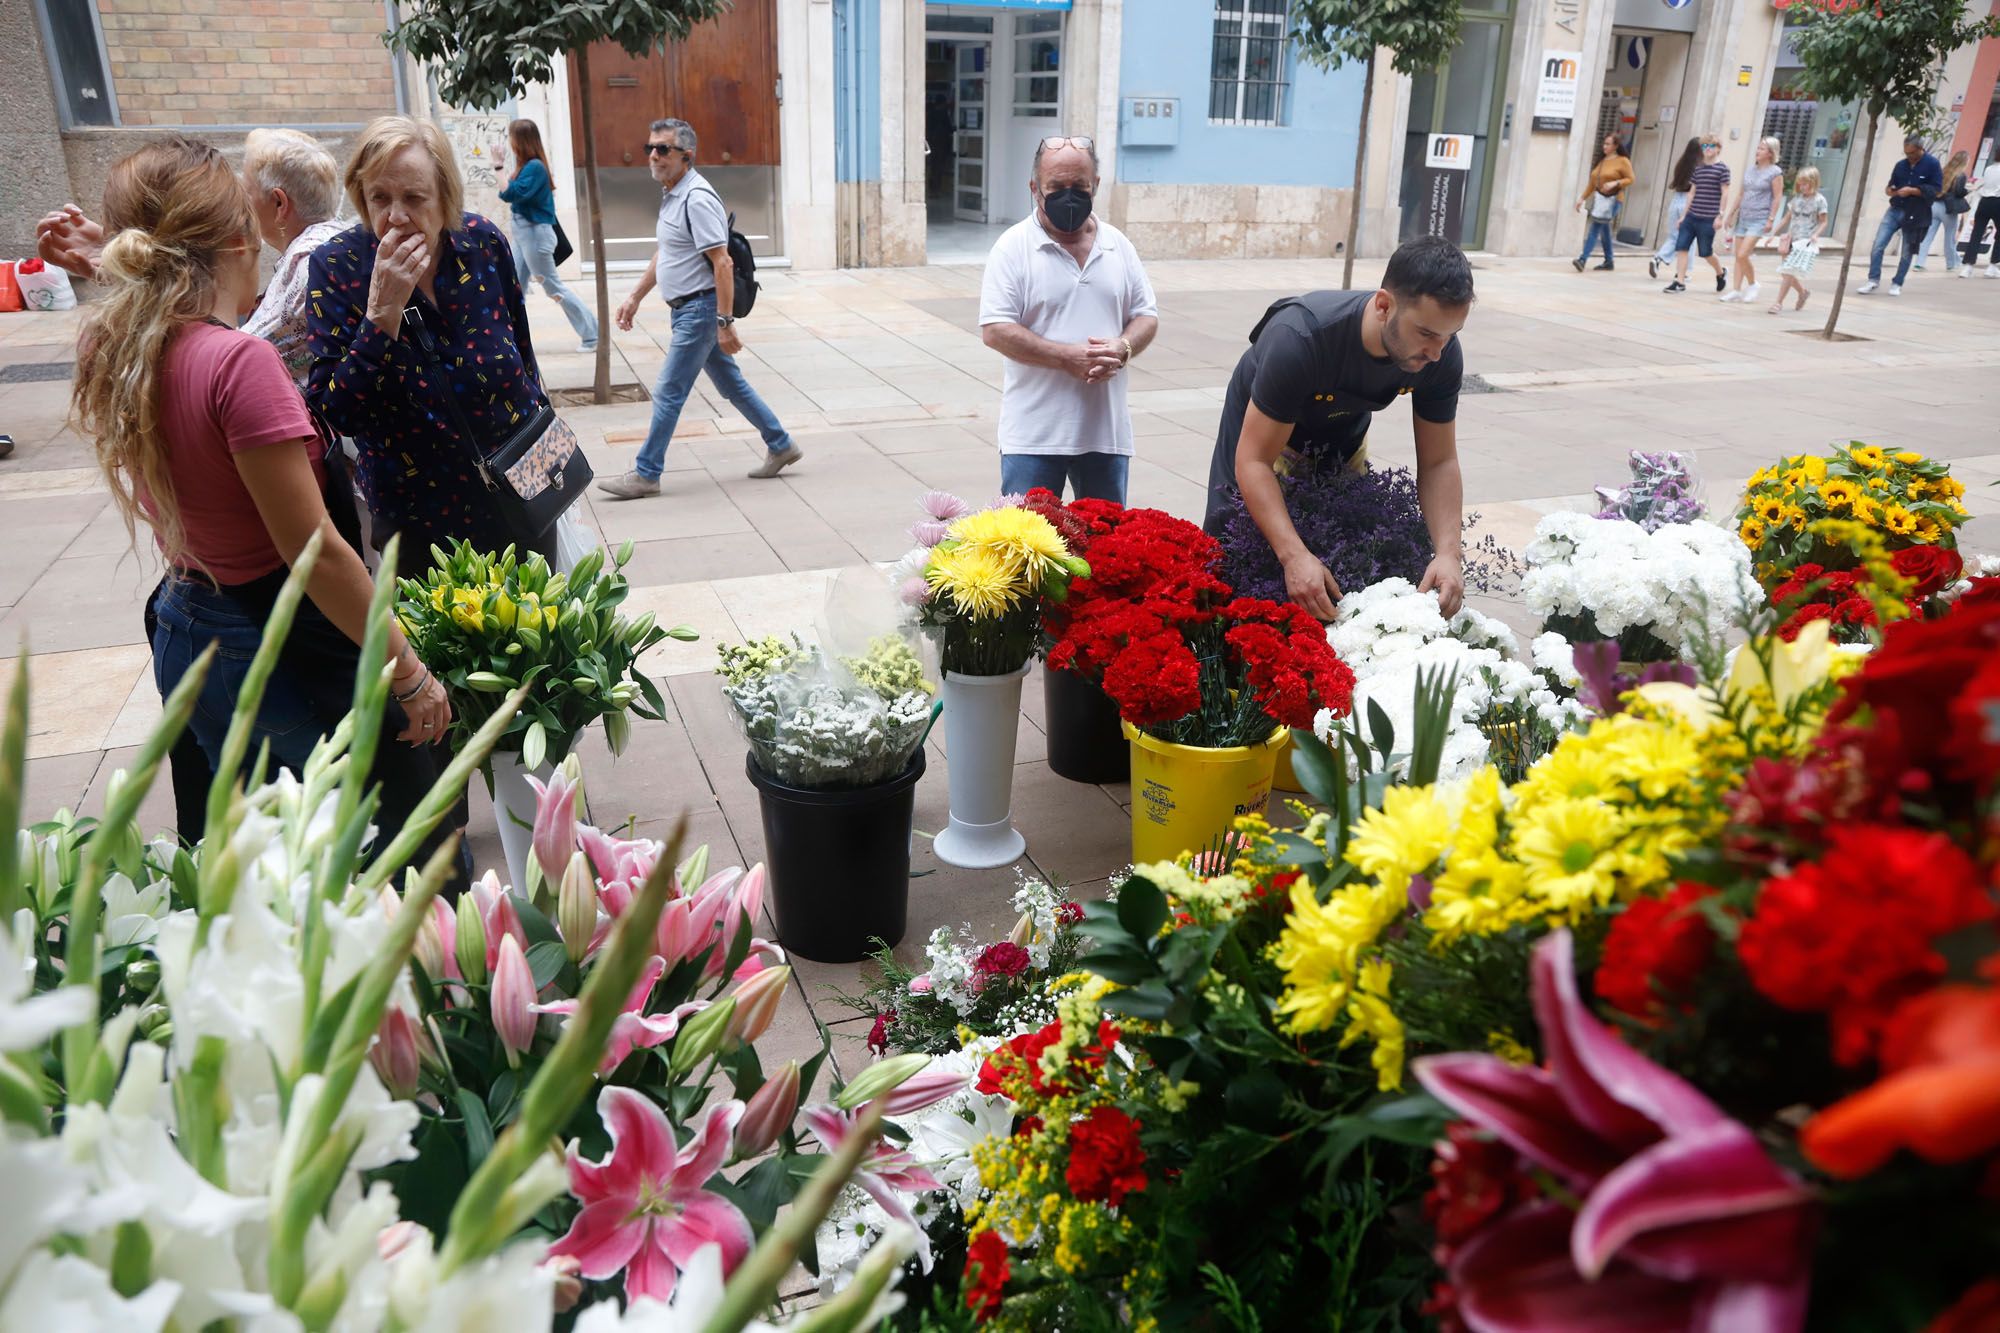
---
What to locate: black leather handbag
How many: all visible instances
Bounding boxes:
[402,302,593,542]
[552,219,575,266]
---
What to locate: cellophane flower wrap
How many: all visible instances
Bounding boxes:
[396,539,690,767]
[1735,442,1968,593]
[1594,448,1708,531]
[1521,510,1757,662]
[910,498,1088,676]
[718,632,934,788]
[1040,497,1357,747]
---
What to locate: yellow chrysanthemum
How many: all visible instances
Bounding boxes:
[1511,797,1627,918]
[924,544,1023,619]
[1425,848,1531,943]
[1849,444,1886,469]
[1344,785,1453,895]
[1273,879,1402,1034]
[1340,959,1406,1091]
[1605,715,1703,801]
[1513,734,1619,814]
[1739,518,1767,548]
[947,505,1070,571]
[1820,479,1859,511]
[1882,505,1918,537]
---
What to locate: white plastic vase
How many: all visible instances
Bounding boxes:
[488,748,554,893]
[933,663,1030,869]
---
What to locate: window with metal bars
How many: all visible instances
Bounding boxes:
[1209,0,1290,127]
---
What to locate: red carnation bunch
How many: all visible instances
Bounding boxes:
[1736,824,1995,1065]
[963,1228,1010,1323]
[1594,883,1720,1022]
[1220,596,1357,730]
[1064,1104,1149,1207]
[973,941,1031,985]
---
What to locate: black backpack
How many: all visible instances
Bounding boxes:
[686,186,760,318]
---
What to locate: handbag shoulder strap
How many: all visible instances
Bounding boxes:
[402,302,499,492]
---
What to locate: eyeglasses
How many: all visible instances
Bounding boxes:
[1701,142,1720,150]
[644,143,680,157]
[1038,136,1095,151]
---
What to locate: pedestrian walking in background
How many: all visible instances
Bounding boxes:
[1915,150,1970,274]
[498,118,600,352]
[1858,136,1941,297]
[598,117,798,499]
[1650,137,1704,280]
[1964,155,2000,276]
[1721,137,1784,304]
[1573,132,1634,273]
[979,135,1159,504]
[1767,166,1829,314]
[71,135,456,873]
[306,115,556,569]
[1664,136,1731,294]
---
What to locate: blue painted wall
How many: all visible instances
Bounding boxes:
[1117,2,1363,188]
[834,0,882,183]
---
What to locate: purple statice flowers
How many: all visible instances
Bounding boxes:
[1594,450,1707,532]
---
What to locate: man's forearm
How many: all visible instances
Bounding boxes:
[630,254,659,303]
[1418,453,1465,560]
[713,253,734,319]
[983,322,1076,370]
[1238,457,1309,563]
[1120,314,1160,359]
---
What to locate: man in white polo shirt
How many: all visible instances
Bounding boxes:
[979,137,1159,503]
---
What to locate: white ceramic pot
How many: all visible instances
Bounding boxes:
[487,747,554,894]
[932,662,1030,869]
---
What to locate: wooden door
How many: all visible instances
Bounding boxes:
[566,0,780,173]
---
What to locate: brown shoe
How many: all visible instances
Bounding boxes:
[596,470,661,500]
[747,445,804,479]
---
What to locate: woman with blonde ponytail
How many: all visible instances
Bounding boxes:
[74,135,458,876]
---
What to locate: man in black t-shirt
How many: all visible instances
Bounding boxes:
[1205,236,1473,617]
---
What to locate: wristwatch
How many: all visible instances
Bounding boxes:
[716,314,737,327]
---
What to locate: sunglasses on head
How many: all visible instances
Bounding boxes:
[1039,136,1095,151]
[644,143,682,157]
[1702,141,1720,150]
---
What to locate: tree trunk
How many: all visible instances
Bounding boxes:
[1341,48,1375,291]
[576,44,614,403]
[1822,105,1879,341]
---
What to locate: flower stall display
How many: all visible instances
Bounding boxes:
[1043,503,1356,860]
[1593,448,1708,531]
[717,615,938,961]
[1735,442,1969,593]
[1319,577,1588,783]
[0,545,914,1333]
[397,539,692,892]
[903,493,1089,869]
[1214,457,1519,605]
[1520,510,1757,663]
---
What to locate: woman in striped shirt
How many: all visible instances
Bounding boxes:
[1664,137,1731,294]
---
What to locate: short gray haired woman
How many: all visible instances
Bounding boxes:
[241,128,349,385]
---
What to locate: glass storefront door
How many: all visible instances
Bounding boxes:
[1399,8,1513,249]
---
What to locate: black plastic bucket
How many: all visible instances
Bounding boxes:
[747,749,924,963]
[1043,666,1130,785]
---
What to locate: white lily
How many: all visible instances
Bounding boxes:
[1,909,95,1052]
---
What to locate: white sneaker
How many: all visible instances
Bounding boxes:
[1986,265,1999,278]
[1720,290,1744,302]
[1889,283,1903,297]
[1857,281,1879,294]
[1743,283,1760,303]
[1962,267,1974,278]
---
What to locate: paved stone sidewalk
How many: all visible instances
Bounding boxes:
[4,251,1998,1072]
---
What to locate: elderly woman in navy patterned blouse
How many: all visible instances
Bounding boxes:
[306,115,554,575]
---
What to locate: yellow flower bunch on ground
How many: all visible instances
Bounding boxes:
[1736,441,1966,582]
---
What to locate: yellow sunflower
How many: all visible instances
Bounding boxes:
[1882,505,1919,537]
[1849,444,1886,469]
[1756,497,1787,525]
[1895,451,1925,465]
[1801,455,1828,481]
[1820,479,1860,511]
[1781,504,1808,531]
[1782,468,1809,491]
[1740,517,1767,548]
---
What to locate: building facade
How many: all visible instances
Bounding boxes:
[11,0,2000,270]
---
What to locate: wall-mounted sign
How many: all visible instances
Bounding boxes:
[1534,50,1582,132]
[1426,133,1473,170]
[1419,135,1472,242]
[1737,64,1753,86]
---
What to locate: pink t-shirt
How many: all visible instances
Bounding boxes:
[151,322,323,583]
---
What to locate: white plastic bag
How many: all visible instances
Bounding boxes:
[14,261,78,312]
[553,508,602,573]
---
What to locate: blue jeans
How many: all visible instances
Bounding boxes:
[1577,218,1615,264]
[999,452,1130,504]
[511,221,600,348]
[634,291,792,480]
[1916,200,1961,270]
[1674,214,1717,258]
[1868,209,1922,284]
[1653,192,1688,264]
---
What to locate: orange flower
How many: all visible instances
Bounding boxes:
[1801,986,2000,1178]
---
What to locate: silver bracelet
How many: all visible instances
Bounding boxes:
[392,666,431,704]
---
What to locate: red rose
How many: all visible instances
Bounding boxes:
[963,1228,1010,1322]
[1890,545,1964,601]
[1064,1104,1148,1206]
[1056,901,1083,925]
[1594,883,1718,1021]
[1829,599,2000,777]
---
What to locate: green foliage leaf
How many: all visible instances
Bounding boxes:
[1116,876,1169,942]
[525,940,569,990]
[1285,727,1341,808]
[455,1086,496,1168]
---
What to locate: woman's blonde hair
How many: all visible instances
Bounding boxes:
[1794,165,1822,195]
[1759,136,1783,161]
[73,135,259,570]
[344,114,464,228]
[1945,149,1970,191]
[243,127,340,224]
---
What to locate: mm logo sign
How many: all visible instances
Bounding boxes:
[1426,134,1473,169]
[1544,55,1579,79]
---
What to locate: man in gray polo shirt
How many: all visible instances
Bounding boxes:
[599,117,800,499]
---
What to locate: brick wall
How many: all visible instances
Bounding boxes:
[97,0,396,127]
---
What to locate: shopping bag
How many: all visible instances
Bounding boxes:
[553,508,603,573]
[0,263,22,314]
[14,258,77,311]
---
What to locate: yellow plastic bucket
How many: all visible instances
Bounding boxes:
[1271,738,1305,795]
[1123,722,1288,865]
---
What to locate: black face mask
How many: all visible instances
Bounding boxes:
[1041,186,1093,233]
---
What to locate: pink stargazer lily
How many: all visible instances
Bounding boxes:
[803,1104,944,1273]
[470,871,528,972]
[531,955,708,1075]
[548,1090,753,1303]
[580,825,664,917]
[655,865,773,977]
[1412,930,1817,1333]
[526,770,582,888]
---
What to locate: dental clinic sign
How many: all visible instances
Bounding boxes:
[1420,134,1471,243]
[1534,49,1583,132]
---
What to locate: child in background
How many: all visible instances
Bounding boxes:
[1770,166,1830,314]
